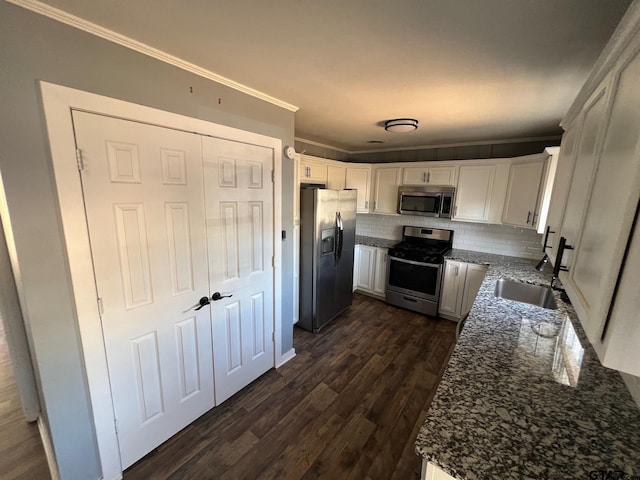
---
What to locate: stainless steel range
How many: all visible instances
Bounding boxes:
[385,226,453,316]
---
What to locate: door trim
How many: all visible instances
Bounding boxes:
[40,81,283,480]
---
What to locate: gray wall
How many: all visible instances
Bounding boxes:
[0,3,295,479]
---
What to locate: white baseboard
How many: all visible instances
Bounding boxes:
[37,417,60,480]
[276,348,296,368]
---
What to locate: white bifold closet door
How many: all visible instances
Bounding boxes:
[73,111,274,469]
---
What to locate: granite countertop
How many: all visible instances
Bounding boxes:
[354,235,397,249]
[416,249,640,480]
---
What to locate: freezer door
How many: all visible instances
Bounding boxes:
[315,190,339,330]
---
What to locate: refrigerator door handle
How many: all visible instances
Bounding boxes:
[335,211,344,262]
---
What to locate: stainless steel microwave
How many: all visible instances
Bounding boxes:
[397,186,455,218]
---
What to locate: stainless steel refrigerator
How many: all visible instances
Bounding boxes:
[299,188,357,332]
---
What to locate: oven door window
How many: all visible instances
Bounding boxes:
[401,194,441,215]
[388,258,440,297]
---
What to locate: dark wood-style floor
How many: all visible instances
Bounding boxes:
[0,318,50,480]
[125,293,457,480]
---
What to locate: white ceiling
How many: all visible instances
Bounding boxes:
[36,0,631,151]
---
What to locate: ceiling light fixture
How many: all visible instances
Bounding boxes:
[384,118,419,133]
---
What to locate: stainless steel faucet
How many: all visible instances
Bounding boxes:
[535,254,549,271]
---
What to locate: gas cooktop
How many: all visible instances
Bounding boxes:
[388,226,453,264]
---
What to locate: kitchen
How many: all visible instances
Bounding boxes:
[1,1,640,479]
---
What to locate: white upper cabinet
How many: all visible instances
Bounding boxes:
[402,165,457,186]
[345,165,371,213]
[299,155,328,183]
[535,147,560,235]
[552,10,640,376]
[372,166,401,214]
[542,131,580,265]
[557,84,609,287]
[327,163,346,190]
[453,164,496,223]
[502,159,546,229]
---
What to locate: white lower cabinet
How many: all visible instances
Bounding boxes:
[373,248,388,295]
[421,460,457,480]
[439,260,488,321]
[354,245,388,298]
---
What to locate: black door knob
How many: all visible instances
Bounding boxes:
[211,292,233,301]
[194,296,210,310]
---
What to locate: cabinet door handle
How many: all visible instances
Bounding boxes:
[532,212,538,226]
[365,201,368,209]
[542,225,556,251]
[553,236,574,276]
[454,205,458,216]
[423,172,427,183]
[427,172,430,183]
[526,211,532,224]
[455,266,459,276]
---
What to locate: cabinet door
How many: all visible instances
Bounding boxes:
[424,461,457,480]
[327,164,346,190]
[356,245,376,292]
[557,85,609,288]
[402,167,428,185]
[543,129,579,264]
[461,264,488,317]
[454,165,495,222]
[427,166,457,186]
[402,166,457,186]
[300,158,327,183]
[345,166,371,212]
[502,161,545,228]
[373,248,388,295]
[372,167,401,214]
[568,51,640,348]
[439,260,466,317]
[353,245,360,291]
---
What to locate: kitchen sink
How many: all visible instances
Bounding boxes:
[494,279,557,310]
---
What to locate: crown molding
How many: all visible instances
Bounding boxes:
[294,137,351,154]
[7,0,299,113]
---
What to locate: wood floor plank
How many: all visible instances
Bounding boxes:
[124,293,457,480]
[0,318,50,480]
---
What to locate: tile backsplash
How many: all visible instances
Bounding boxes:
[356,213,544,259]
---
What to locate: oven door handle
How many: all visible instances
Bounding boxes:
[388,256,441,268]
